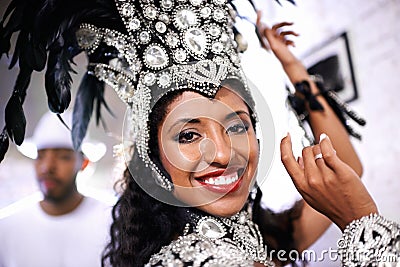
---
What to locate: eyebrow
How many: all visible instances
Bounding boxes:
[168,118,201,134]
[167,111,251,134]
[225,110,251,121]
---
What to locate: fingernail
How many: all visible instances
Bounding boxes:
[319,133,327,143]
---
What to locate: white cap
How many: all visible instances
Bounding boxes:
[18,111,106,162]
[32,111,75,151]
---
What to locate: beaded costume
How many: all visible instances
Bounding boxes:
[147,209,275,266]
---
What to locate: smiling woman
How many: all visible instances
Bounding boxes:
[1,0,399,266]
[157,88,259,217]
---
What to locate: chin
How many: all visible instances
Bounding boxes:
[197,196,248,218]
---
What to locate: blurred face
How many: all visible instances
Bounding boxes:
[158,87,259,217]
[34,148,82,202]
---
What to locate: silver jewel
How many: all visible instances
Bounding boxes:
[139,31,151,44]
[174,9,198,29]
[143,72,156,86]
[132,60,142,72]
[184,27,208,56]
[75,27,99,52]
[107,71,115,82]
[110,58,131,74]
[104,31,115,44]
[144,6,157,20]
[115,37,126,50]
[121,3,135,17]
[239,213,246,224]
[230,53,239,64]
[213,8,226,22]
[200,6,212,18]
[161,0,174,10]
[166,32,180,48]
[155,21,167,33]
[189,0,203,6]
[211,42,223,54]
[159,13,170,24]
[125,45,136,58]
[157,72,172,88]
[128,18,141,31]
[144,45,169,69]
[208,25,221,38]
[197,218,226,239]
[174,49,187,62]
[117,76,135,100]
[220,32,229,45]
[213,0,226,5]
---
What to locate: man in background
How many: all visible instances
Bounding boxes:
[0,111,112,267]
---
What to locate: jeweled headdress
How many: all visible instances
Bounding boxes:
[0,0,293,190]
[76,0,257,191]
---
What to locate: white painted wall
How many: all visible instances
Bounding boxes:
[245,0,400,265]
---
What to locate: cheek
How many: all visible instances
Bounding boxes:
[58,161,79,178]
[159,138,202,174]
[231,134,259,161]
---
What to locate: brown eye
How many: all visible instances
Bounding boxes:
[226,123,249,135]
[177,131,201,144]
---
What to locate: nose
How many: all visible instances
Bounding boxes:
[200,130,232,166]
[36,153,56,175]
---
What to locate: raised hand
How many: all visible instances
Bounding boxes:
[280,133,378,231]
[256,11,299,66]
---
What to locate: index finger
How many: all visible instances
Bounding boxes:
[280,134,306,188]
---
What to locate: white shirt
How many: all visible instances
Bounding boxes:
[0,197,112,267]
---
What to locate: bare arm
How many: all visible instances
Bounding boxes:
[257,16,363,252]
[259,20,362,176]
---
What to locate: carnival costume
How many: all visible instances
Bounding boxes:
[0,0,399,266]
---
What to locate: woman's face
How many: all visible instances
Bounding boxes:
[158,87,259,217]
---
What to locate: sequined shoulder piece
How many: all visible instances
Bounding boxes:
[145,232,254,267]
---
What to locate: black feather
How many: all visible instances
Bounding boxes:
[0,129,9,163]
[24,41,47,72]
[88,45,117,125]
[4,63,33,146]
[5,93,26,145]
[72,73,100,150]
[0,0,24,57]
[45,37,73,113]
[0,27,12,59]
[0,0,123,160]
[9,29,27,69]
[274,0,296,5]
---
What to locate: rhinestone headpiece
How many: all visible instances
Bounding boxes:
[76,0,253,191]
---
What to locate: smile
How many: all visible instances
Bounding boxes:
[202,172,239,185]
[195,168,244,194]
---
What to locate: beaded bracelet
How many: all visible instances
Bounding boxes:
[337,214,400,266]
[287,75,366,140]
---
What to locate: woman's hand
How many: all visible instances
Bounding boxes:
[280,133,378,231]
[256,12,298,66]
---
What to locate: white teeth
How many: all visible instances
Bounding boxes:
[203,172,239,185]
